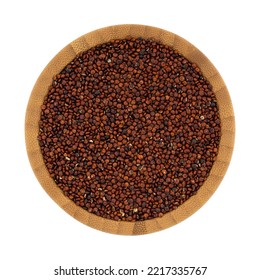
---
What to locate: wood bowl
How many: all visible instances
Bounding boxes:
[25,24,235,235]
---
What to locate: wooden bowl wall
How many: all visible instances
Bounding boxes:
[25,24,235,235]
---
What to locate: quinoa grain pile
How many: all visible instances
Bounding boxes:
[38,38,221,221]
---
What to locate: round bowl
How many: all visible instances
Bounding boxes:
[25,24,235,235]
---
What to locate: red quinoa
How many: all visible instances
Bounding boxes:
[38,38,221,221]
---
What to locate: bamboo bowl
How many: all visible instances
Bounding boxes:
[25,24,235,235]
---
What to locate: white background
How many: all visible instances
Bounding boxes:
[0,0,259,279]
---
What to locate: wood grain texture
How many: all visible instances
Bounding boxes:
[25,24,235,235]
